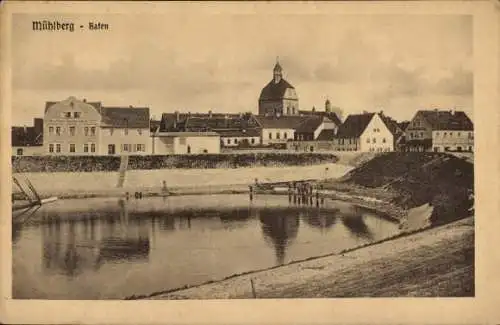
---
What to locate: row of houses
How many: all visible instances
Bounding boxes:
[11,96,474,156]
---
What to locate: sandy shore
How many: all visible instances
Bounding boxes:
[13,163,352,200]
[140,217,474,299]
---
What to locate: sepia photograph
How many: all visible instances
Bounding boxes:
[1,0,499,324]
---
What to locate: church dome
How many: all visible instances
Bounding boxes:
[259,78,296,101]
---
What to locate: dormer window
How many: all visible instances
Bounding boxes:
[65,112,71,118]
[74,112,81,118]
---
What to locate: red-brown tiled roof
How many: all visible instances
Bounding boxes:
[418,110,473,131]
[100,106,150,128]
[336,113,375,138]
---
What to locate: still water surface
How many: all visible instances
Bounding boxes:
[13,194,400,299]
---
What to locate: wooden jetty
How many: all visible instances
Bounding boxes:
[12,175,58,214]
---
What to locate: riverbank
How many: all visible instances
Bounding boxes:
[141,216,473,299]
[12,163,353,200]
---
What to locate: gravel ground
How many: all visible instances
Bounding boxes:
[145,217,474,299]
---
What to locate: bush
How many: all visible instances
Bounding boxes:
[12,153,339,173]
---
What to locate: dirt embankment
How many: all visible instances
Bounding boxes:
[258,152,474,227]
[325,152,474,226]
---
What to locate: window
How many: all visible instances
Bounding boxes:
[449,132,453,137]
[251,138,255,144]
[84,127,89,136]
[74,112,81,118]
[137,144,145,152]
[110,128,114,136]
[108,144,116,155]
[90,127,96,136]
[132,144,137,152]
[56,144,61,153]
[17,148,23,156]
[382,138,386,143]
[49,144,54,153]
[234,139,239,144]
[123,144,130,152]
[227,139,231,145]
[69,126,76,136]
[284,132,288,139]
[138,129,142,135]
[444,132,447,137]
[91,143,96,153]
[458,132,461,136]
[49,127,54,135]
[56,127,61,136]
[84,144,89,153]
[420,132,423,138]
[367,138,370,143]
[65,112,71,118]
[69,144,76,153]
[373,138,376,143]
[124,129,129,135]
[276,132,280,139]
[268,132,272,139]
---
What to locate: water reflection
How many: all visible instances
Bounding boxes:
[259,209,300,265]
[42,199,150,276]
[13,195,401,299]
[303,208,338,232]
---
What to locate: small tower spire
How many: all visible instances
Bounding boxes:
[273,57,283,84]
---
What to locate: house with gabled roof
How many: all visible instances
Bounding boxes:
[333,112,394,152]
[404,109,474,152]
[44,96,151,155]
[158,111,261,148]
[253,115,304,146]
[11,118,44,156]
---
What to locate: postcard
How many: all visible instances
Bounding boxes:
[1,1,499,324]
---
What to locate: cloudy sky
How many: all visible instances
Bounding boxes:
[11,12,473,125]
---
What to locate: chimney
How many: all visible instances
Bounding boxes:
[129,105,133,108]
[379,110,384,116]
[34,118,43,136]
[312,106,316,112]
[208,110,213,119]
[175,111,180,122]
[83,98,87,103]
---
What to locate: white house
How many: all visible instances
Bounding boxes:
[254,115,305,146]
[152,132,221,155]
[43,97,151,155]
[216,129,261,147]
[334,112,394,152]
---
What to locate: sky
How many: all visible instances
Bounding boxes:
[11,12,473,125]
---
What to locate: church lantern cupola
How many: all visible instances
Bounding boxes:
[273,57,283,84]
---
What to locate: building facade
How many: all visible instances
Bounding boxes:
[43,97,150,156]
[11,118,44,156]
[152,132,221,155]
[333,112,394,152]
[405,109,474,152]
[258,60,299,116]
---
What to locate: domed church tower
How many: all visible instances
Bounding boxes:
[258,58,299,116]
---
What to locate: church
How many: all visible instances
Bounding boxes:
[258,59,299,116]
